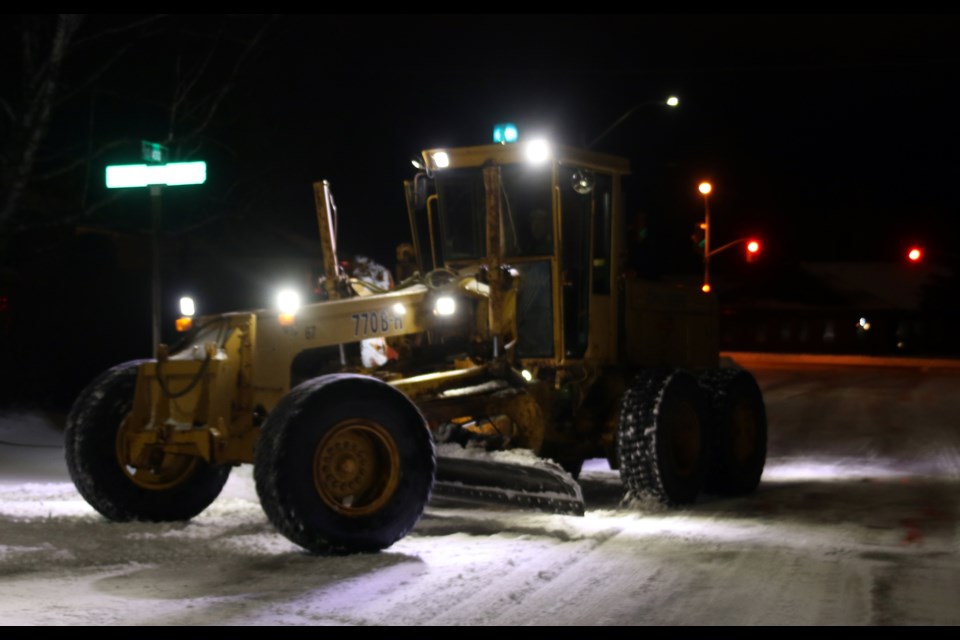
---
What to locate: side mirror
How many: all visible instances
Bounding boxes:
[407,173,429,210]
[571,168,595,195]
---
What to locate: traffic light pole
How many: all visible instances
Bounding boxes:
[703,195,711,291]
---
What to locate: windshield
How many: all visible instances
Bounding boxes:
[502,164,553,257]
[434,164,553,263]
[435,169,485,261]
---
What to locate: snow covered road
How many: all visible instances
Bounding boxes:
[1,358,958,625]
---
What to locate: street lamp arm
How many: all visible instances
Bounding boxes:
[587,97,677,149]
[707,237,751,258]
[588,102,655,149]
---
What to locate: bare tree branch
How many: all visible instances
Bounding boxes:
[35,142,86,164]
[167,27,220,145]
[21,20,37,94]
[192,132,238,159]
[79,191,124,218]
[1,14,84,227]
[170,211,228,236]
[177,43,218,109]
[95,87,173,111]
[81,90,97,210]
[31,137,138,181]
[180,17,274,144]
[168,40,215,145]
[21,15,84,104]
[183,93,216,121]
[10,189,125,233]
[182,140,205,160]
[2,15,276,235]
[70,15,167,49]
[55,45,130,106]
[0,98,14,126]
[209,178,242,204]
[167,54,182,143]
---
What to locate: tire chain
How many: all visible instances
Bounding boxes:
[616,369,676,505]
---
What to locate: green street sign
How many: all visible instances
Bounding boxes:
[141,140,167,164]
[105,161,207,188]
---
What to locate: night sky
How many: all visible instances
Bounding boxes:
[2,13,960,404]
[257,16,955,264]
[236,14,960,267]
[12,14,958,264]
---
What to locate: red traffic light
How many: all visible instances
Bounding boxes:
[907,247,922,262]
[746,239,760,262]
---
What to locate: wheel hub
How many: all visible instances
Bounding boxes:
[115,418,199,491]
[314,419,400,516]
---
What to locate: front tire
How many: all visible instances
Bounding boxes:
[254,374,435,555]
[617,369,710,506]
[65,360,231,522]
[698,368,767,496]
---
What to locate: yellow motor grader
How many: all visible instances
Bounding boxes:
[65,139,767,554]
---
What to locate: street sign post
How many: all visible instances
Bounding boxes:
[105,159,207,357]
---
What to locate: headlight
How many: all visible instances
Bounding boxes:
[432,151,450,169]
[277,289,301,315]
[525,139,551,164]
[176,296,195,332]
[277,289,301,326]
[179,296,196,317]
[435,296,456,316]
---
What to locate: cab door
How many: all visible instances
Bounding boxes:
[557,167,613,361]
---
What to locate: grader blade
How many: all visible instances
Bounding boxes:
[430,454,585,516]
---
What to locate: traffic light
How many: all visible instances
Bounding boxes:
[907,246,922,263]
[691,223,706,251]
[746,239,761,263]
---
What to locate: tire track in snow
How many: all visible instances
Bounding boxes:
[371,521,622,626]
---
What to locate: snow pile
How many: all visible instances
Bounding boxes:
[435,440,582,479]
[435,442,564,471]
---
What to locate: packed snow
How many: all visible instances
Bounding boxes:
[1,356,959,625]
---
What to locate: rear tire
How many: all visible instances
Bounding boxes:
[617,369,710,506]
[254,374,435,554]
[697,368,767,495]
[65,360,231,522]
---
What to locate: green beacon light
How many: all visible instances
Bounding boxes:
[493,123,519,144]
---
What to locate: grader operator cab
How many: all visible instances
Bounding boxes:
[65,138,767,555]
